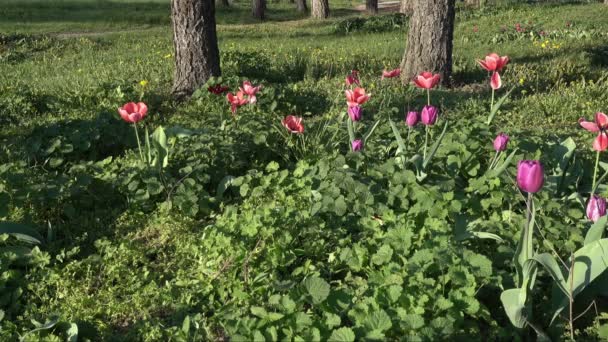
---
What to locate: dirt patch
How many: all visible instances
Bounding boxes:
[354,0,400,12]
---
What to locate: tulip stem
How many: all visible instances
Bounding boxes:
[406,127,411,151]
[133,123,145,163]
[489,150,500,170]
[569,251,575,342]
[423,126,429,160]
[592,150,600,194]
[490,88,495,112]
[426,89,431,107]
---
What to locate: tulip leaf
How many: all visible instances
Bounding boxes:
[347,117,356,144]
[389,119,407,160]
[514,196,535,287]
[422,120,449,170]
[487,148,518,178]
[151,126,169,170]
[500,288,529,329]
[532,253,569,297]
[585,215,608,246]
[363,120,380,144]
[551,238,608,325]
[487,86,515,125]
[0,221,42,245]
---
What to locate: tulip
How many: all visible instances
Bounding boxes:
[240,81,261,104]
[351,139,363,152]
[406,111,419,127]
[381,68,401,80]
[421,105,438,126]
[208,84,229,95]
[493,133,509,152]
[517,160,544,193]
[345,87,370,108]
[348,106,362,122]
[413,72,441,90]
[478,53,510,72]
[226,91,248,114]
[282,115,304,134]
[490,72,502,90]
[118,102,148,124]
[587,195,607,223]
[345,70,360,86]
[579,112,608,152]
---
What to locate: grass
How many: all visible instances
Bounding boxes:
[2,0,608,340]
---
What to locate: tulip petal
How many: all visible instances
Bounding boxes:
[579,119,599,132]
[594,132,608,151]
[137,102,148,117]
[490,72,502,90]
[596,112,608,128]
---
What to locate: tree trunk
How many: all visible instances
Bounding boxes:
[171,0,221,98]
[400,0,455,87]
[399,0,413,14]
[296,0,308,12]
[252,0,265,20]
[311,0,329,18]
[366,0,378,14]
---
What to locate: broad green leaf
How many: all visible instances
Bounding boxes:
[303,276,330,304]
[553,138,576,195]
[500,288,529,329]
[216,176,235,200]
[585,215,607,246]
[66,323,78,342]
[182,315,191,334]
[371,245,393,265]
[328,327,355,342]
[532,253,568,296]
[0,222,42,245]
[363,310,392,332]
[487,86,515,125]
[422,120,449,170]
[151,126,169,169]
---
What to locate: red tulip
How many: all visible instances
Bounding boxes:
[345,70,360,86]
[282,115,304,134]
[208,84,229,95]
[413,72,441,89]
[579,112,608,151]
[118,102,148,123]
[381,68,401,79]
[226,91,248,114]
[477,53,509,72]
[490,71,502,90]
[345,87,370,108]
[240,81,261,104]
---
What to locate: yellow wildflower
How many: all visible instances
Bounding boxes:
[139,80,149,87]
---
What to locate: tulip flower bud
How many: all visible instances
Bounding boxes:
[351,139,363,152]
[421,105,438,126]
[517,160,544,193]
[406,111,419,127]
[493,133,509,152]
[587,195,607,223]
[491,72,502,90]
[348,106,362,122]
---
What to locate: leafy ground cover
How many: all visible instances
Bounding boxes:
[2,0,608,340]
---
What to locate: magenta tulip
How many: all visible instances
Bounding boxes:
[406,111,419,127]
[587,195,607,223]
[351,139,363,152]
[118,102,148,123]
[517,160,544,193]
[348,106,362,122]
[421,105,438,126]
[493,133,509,152]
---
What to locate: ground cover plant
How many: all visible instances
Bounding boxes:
[2,0,608,340]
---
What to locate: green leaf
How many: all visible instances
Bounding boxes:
[20,316,60,342]
[347,117,355,144]
[532,253,568,296]
[487,148,518,178]
[487,86,515,125]
[514,197,535,287]
[500,288,529,329]
[585,215,607,246]
[0,222,42,245]
[49,157,64,168]
[422,121,449,170]
[363,120,381,143]
[334,196,347,216]
[151,126,169,169]
[182,315,191,334]
[328,327,355,342]
[303,276,330,304]
[0,310,3,322]
[363,310,392,332]
[371,245,393,265]
[216,175,235,200]
[251,306,268,318]
[66,323,78,342]
[389,120,406,158]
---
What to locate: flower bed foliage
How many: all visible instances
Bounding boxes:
[2,1,608,341]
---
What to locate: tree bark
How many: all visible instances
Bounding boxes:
[366,0,378,14]
[171,0,221,98]
[399,0,413,14]
[311,0,329,18]
[400,0,455,87]
[296,0,308,12]
[252,0,265,20]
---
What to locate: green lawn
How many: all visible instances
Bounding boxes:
[2,1,608,341]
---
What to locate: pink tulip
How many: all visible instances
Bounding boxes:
[490,72,502,90]
[493,133,509,151]
[421,105,438,126]
[348,106,362,122]
[517,160,544,193]
[351,139,363,152]
[579,112,608,151]
[406,111,419,127]
[381,68,401,80]
[413,72,441,89]
[118,102,148,123]
[345,70,360,86]
[226,91,248,114]
[345,87,370,108]
[240,81,261,104]
[282,115,304,134]
[587,195,607,223]
[477,53,509,73]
